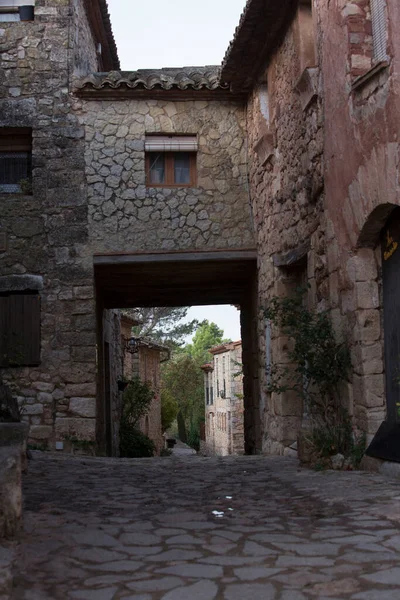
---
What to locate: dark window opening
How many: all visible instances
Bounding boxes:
[0,128,32,193]
[0,3,35,22]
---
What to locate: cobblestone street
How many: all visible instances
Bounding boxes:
[9,453,400,599]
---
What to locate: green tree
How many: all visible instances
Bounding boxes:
[161,387,179,433]
[122,307,198,348]
[161,354,204,444]
[187,320,226,365]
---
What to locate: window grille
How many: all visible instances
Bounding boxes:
[0,152,31,192]
[371,0,388,62]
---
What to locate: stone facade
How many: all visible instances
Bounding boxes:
[0,0,103,451]
[77,95,252,254]
[121,316,167,455]
[201,342,244,456]
[221,0,400,454]
[0,3,255,454]
[2,0,399,459]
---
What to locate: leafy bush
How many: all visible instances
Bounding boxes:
[122,375,154,427]
[119,421,155,458]
[161,388,178,432]
[187,419,200,452]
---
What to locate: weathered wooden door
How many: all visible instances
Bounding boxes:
[382,207,400,423]
[104,341,112,455]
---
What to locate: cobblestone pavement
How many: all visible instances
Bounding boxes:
[10,452,400,599]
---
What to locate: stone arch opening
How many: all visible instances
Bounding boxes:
[357,203,398,248]
[94,249,260,457]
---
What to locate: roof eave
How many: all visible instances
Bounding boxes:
[84,0,120,72]
[221,0,298,92]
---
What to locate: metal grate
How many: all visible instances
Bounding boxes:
[0,151,31,193]
[371,0,388,62]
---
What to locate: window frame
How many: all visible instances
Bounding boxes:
[145,152,197,188]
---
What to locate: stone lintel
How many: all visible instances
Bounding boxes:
[0,274,44,293]
[272,241,310,268]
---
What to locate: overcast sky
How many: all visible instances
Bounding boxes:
[107,1,245,342]
[107,0,246,70]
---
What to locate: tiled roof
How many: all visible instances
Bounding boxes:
[221,0,298,90]
[75,66,229,93]
[84,0,120,71]
[98,0,119,70]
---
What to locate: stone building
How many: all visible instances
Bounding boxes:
[0,0,257,456]
[220,0,400,458]
[200,341,244,456]
[1,0,400,461]
[120,315,169,454]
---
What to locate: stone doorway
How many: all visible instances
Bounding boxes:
[94,249,260,457]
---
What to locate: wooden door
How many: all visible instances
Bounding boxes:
[382,207,400,423]
[104,341,112,455]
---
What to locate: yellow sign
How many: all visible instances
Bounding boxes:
[384,229,398,261]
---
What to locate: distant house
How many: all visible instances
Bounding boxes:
[200,341,244,456]
[120,315,170,454]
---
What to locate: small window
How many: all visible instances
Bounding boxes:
[0,292,41,367]
[0,1,35,22]
[371,0,388,62]
[0,128,32,193]
[145,135,198,188]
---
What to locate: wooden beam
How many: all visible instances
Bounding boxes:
[93,249,257,266]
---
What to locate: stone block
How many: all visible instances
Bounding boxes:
[346,249,377,282]
[65,383,96,397]
[55,417,96,441]
[0,448,22,539]
[362,374,385,408]
[29,426,53,441]
[22,404,44,416]
[354,309,381,342]
[355,281,379,309]
[69,397,96,418]
[37,392,53,405]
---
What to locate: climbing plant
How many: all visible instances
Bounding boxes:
[264,287,364,466]
[265,286,351,426]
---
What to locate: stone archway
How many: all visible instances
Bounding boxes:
[94,249,261,457]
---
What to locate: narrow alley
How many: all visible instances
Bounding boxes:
[10,453,400,599]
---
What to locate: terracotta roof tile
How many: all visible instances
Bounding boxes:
[75,66,229,93]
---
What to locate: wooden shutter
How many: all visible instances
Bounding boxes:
[6,294,40,366]
[0,296,8,367]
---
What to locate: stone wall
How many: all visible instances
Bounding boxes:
[72,0,99,76]
[319,0,400,441]
[136,347,163,455]
[204,343,244,456]
[77,97,253,253]
[102,309,122,456]
[247,4,325,454]
[0,0,99,450]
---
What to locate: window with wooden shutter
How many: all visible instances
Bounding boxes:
[145,135,198,188]
[371,0,388,62]
[0,292,40,367]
